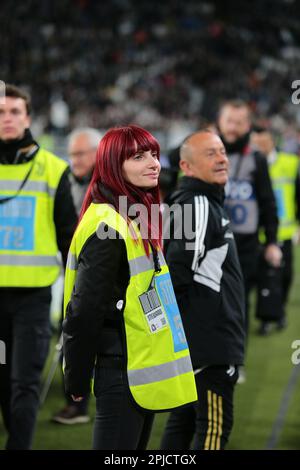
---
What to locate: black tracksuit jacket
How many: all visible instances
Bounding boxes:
[163,176,245,368]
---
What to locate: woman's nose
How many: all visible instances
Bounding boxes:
[148,154,159,168]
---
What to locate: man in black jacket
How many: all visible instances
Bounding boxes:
[0,84,77,449]
[161,129,245,450]
[217,100,281,334]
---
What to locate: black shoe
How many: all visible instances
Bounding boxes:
[257,322,271,336]
[51,405,90,424]
[277,317,287,331]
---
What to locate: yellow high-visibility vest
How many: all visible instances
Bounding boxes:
[64,202,197,411]
[269,152,299,241]
[0,148,68,287]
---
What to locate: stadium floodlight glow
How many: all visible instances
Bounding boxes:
[0,80,5,105]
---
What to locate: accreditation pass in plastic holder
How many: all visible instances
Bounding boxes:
[139,287,168,333]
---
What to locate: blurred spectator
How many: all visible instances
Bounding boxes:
[217,100,281,364]
[67,128,103,216]
[218,100,282,383]
[2,0,300,147]
[158,151,180,202]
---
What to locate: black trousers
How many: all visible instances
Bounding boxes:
[92,365,154,450]
[257,240,293,324]
[239,251,259,336]
[0,287,51,449]
[161,365,239,450]
[280,239,293,310]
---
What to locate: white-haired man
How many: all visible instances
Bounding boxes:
[67,128,103,215]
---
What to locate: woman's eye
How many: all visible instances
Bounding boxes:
[133,154,143,160]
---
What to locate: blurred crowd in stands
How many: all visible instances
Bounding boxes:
[1,0,300,151]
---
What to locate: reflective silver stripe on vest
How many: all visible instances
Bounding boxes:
[67,249,165,274]
[128,356,192,386]
[273,177,295,184]
[128,251,166,276]
[157,250,166,267]
[280,220,295,227]
[0,180,56,197]
[0,254,59,266]
[67,252,78,270]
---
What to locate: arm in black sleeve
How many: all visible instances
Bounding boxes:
[63,231,127,396]
[165,196,212,293]
[295,163,300,223]
[54,167,78,268]
[255,152,278,244]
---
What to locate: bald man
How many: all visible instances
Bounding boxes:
[161,130,245,450]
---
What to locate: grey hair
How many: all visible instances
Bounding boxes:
[180,128,217,161]
[68,127,103,149]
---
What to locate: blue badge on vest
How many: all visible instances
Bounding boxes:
[273,188,285,219]
[155,272,188,353]
[0,196,36,250]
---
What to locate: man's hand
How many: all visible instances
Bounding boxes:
[264,243,282,268]
[71,395,84,402]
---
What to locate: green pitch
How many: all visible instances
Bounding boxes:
[1,246,300,450]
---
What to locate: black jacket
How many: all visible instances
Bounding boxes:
[164,176,245,367]
[63,230,129,396]
[224,147,278,257]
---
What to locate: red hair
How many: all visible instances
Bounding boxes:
[79,125,161,255]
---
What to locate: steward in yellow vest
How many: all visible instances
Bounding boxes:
[64,202,196,411]
[62,124,197,450]
[0,84,77,450]
[0,145,71,286]
[267,151,299,242]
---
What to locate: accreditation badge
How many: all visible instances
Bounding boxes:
[139,270,188,353]
[139,285,168,333]
[0,196,36,250]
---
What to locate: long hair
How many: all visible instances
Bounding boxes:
[79,125,161,255]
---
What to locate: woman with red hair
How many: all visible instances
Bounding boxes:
[62,125,196,450]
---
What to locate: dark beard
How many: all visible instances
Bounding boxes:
[219,131,250,154]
